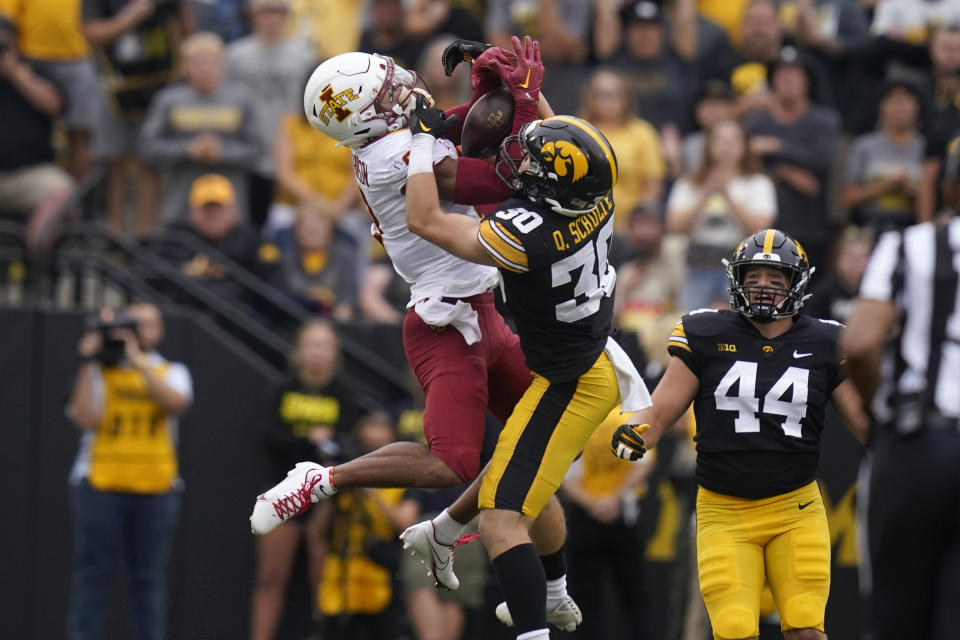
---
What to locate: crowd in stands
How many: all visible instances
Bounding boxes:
[6,0,960,638]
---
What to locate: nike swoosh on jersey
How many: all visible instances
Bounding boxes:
[793,350,813,358]
[799,500,815,510]
[419,123,432,132]
[520,68,531,88]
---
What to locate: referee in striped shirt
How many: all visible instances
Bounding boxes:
[842,139,960,640]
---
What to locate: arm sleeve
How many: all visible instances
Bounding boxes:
[478,217,529,273]
[453,157,514,205]
[443,102,471,146]
[666,318,703,375]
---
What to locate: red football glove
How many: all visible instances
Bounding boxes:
[489,35,543,104]
[470,46,516,98]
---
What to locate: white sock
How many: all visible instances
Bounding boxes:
[516,629,550,640]
[431,508,466,546]
[545,575,567,607]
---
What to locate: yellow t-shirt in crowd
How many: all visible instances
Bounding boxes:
[698,0,751,45]
[0,0,89,61]
[276,114,355,204]
[596,118,665,231]
[289,0,363,60]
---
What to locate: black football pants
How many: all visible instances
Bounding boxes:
[864,429,960,640]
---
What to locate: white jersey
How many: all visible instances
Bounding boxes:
[351,130,499,305]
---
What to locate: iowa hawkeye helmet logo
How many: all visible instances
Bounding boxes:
[540,140,588,182]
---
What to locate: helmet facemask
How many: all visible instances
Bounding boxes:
[724,259,814,322]
[495,120,610,217]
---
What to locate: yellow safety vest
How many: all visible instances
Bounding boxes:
[87,365,178,493]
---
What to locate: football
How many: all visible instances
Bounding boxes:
[461,86,514,158]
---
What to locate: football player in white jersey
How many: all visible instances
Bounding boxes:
[249,38,583,631]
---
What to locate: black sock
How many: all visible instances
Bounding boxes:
[540,545,566,581]
[491,543,547,633]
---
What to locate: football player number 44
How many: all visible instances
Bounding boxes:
[714,361,809,437]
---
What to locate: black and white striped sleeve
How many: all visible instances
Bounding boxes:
[859,230,903,303]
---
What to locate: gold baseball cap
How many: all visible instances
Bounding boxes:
[189,174,235,207]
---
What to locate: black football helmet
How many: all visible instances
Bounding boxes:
[724,229,814,322]
[496,116,618,216]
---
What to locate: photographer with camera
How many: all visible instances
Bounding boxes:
[66,301,192,640]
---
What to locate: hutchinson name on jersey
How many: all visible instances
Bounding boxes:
[668,308,845,498]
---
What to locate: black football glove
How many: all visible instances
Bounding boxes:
[611,424,651,461]
[441,39,493,76]
[409,94,459,138]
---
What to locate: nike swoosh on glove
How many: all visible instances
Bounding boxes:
[611,424,650,461]
[409,94,459,138]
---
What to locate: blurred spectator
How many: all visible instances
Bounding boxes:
[261,204,359,321]
[160,173,260,303]
[561,406,654,640]
[416,35,472,111]
[614,204,686,329]
[698,0,752,45]
[842,78,925,234]
[917,26,960,220]
[358,0,423,70]
[0,16,74,252]
[579,68,665,229]
[667,118,776,310]
[744,46,840,271]
[225,0,314,230]
[189,0,247,43]
[403,0,485,44]
[675,78,736,175]
[595,0,698,132]
[269,76,358,235]
[803,226,872,323]
[66,302,193,640]
[778,0,869,130]
[140,31,260,225]
[82,0,192,236]
[289,0,364,61]
[358,250,411,326]
[252,318,367,640]
[725,0,784,104]
[317,413,416,640]
[870,0,960,44]
[487,0,591,115]
[0,0,100,180]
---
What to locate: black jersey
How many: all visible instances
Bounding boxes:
[667,309,845,499]
[478,195,616,382]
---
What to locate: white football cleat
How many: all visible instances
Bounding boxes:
[496,594,583,632]
[250,462,334,536]
[400,520,459,591]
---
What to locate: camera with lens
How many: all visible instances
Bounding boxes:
[88,311,139,366]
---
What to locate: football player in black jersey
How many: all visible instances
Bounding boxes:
[612,229,867,640]
[402,88,650,639]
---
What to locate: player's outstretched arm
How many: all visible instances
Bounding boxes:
[613,356,699,460]
[405,97,497,267]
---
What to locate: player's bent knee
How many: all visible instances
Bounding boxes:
[712,607,757,639]
[781,596,825,632]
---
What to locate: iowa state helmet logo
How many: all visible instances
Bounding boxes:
[540,141,588,182]
[313,85,359,125]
